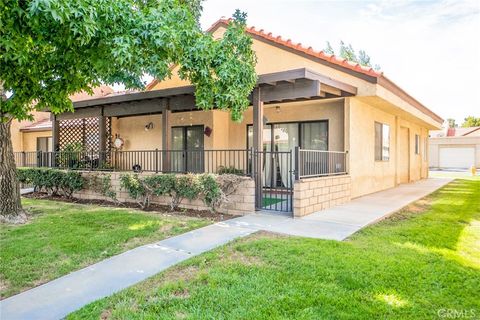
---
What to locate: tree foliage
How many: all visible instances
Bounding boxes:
[0,0,257,122]
[324,40,380,70]
[461,116,480,127]
[446,118,457,128]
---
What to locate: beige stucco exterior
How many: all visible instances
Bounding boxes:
[347,98,429,198]
[11,111,50,152]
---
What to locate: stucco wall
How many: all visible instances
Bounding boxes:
[11,111,50,152]
[22,131,52,152]
[111,100,344,154]
[228,99,345,151]
[429,136,480,168]
[74,172,255,216]
[293,175,351,217]
[347,97,429,198]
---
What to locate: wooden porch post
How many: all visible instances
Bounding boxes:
[51,114,60,167]
[253,87,263,208]
[344,98,350,174]
[51,114,60,151]
[98,115,107,165]
[161,99,171,172]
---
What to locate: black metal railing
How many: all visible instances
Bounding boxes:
[14,148,348,179]
[296,148,348,179]
[14,149,253,176]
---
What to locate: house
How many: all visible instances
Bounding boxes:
[14,19,443,217]
[429,126,480,169]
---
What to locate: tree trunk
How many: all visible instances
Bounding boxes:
[0,120,26,223]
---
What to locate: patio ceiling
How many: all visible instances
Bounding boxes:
[60,68,357,120]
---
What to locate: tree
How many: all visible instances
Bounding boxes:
[324,41,380,70]
[0,0,257,222]
[447,118,457,128]
[324,41,335,55]
[461,116,480,127]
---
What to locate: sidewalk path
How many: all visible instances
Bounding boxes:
[1,178,451,320]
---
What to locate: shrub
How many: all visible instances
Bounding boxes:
[120,173,220,211]
[217,165,244,175]
[200,174,223,209]
[86,173,117,202]
[120,174,148,209]
[16,168,84,198]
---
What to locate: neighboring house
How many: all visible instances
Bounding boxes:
[14,19,443,217]
[11,86,114,156]
[429,126,480,169]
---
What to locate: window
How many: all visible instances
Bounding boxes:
[375,122,390,161]
[36,137,52,152]
[415,134,420,155]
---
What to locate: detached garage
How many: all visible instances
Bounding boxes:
[429,136,480,169]
[438,146,476,169]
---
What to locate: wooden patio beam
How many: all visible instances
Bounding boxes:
[161,99,171,172]
[259,79,323,102]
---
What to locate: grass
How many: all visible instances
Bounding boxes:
[0,198,210,299]
[262,197,284,207]
[68,178,480,319]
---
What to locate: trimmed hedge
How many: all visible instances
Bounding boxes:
[17,168,84,198]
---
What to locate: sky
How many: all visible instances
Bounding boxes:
[198,0,479,126]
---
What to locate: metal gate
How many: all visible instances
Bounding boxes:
[253,150,293,213]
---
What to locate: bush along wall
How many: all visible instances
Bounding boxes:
[17,168,254,215]
[119,173,236,212]
[17,168,84,198]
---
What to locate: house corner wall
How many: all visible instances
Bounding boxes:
[348,98,429,199]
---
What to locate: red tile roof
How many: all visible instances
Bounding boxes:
[208,19,383,78]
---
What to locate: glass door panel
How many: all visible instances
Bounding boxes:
[273,123,298,188]
[171,127,185,172]
[300,122,328,150]
[185,126,204,173]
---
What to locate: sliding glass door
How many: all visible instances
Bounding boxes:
[171,126,204,173]
[248,121,328,188]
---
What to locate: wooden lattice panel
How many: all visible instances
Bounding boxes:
[59,117,112,152]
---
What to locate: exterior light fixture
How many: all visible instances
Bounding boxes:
[144,122,154,131]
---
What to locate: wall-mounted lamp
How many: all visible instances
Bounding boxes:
[204,126,213,137]
[144,122,154,131]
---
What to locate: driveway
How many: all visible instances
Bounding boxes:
[1,178,451,320]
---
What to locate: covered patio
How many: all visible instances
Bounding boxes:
[15,68,356,213]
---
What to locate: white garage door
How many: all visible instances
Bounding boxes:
[439,147,475,169]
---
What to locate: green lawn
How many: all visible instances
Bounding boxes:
[262,197,284,207]
[0,198,210,299]
[69,179,480,319]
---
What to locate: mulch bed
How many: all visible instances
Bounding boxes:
[22,192,238,222]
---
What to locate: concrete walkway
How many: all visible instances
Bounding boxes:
[1,178,451,320]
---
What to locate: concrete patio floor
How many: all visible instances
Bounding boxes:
[1,177,451,320]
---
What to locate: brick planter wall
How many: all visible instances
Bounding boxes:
[74,172,255,216]
[293,175,351,217]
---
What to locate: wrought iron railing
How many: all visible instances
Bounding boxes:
[14,149,253,176]
[295,148,348,179]
[14,148,348,179]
